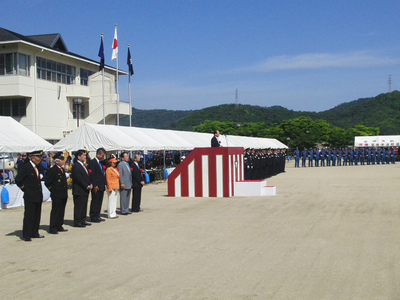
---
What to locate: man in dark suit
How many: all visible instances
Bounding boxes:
[44,152,68,234]
[71,149,93,227]
[131,154,144,213]
[15,150,44,242]
[211,130,221,147]
[88,148,106,223]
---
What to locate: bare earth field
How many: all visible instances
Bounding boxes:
[1,162,400,300]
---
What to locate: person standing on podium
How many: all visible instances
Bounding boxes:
[211,130,222,147]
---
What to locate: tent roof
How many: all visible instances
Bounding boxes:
[0,117,53,153]
[53,123,288,152]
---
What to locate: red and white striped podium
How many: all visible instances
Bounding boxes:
[168,147,244,197]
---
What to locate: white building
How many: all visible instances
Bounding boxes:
[354,136,400,147]
[0,27,130,143]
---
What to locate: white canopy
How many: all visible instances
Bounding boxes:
[0,116,53,153]
[53,123,288,152]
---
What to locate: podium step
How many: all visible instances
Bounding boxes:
[234,180,276,196]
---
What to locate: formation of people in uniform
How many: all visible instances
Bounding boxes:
[244,148,287,180]
[292,147,397,168]
[15,148,145,242]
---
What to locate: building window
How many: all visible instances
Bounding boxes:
[36,57,75,84]
[0,98,26,117]
[80,68,94,86]
[0,53,30,76]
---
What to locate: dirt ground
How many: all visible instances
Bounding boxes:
[1,161,400,300]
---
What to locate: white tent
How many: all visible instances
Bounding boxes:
[0,116,53,153]
[53,123,288,152]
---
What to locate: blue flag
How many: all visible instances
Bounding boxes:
[127,46,134,76]
[98,35,105,71]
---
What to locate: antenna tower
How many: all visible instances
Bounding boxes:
[388,75,392,92]
[235,88,238,107]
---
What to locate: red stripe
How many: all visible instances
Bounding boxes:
[194,157,203,197]
[208,154,217,197]
[168,178,175,196]
[223,155,230,197]
[181,165,189,197]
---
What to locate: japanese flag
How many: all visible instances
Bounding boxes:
[111,27,118,60]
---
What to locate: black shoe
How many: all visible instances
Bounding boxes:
[49,230,58,234]
[32,235,45,238]
[57,227,68,232]
[99,218,105,222]
[84,222,92,226]
[21,237,32,242]
[121,212,129,215]
[74,223,86,228]
[91,219,101,223]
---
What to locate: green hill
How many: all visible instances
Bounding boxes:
[119,108,192,129]
[120,91,400,134]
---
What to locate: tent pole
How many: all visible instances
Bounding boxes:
[163,149,166,181]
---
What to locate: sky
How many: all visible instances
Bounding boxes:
[2,0,400,112]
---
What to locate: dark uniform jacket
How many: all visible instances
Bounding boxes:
[15,161,43,203]
[44,165,68,199]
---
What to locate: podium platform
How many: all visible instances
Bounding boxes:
[168,147,276,197]
[234,180,276,196]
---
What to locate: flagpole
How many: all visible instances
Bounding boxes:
[115,24,120,126]
[101,33,105,125]
[128,45,132,127]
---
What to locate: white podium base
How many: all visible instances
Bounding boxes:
[234,180,276,197]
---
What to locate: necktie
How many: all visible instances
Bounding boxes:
[34,166,39,178]
[99,161,103,174]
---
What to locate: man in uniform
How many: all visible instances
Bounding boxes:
[320,148,326,167]
[308,148,313,167]
[244,149,251,180]
[314,148,320,167]
[293,147,300,168]
[301,148,307,167]
[15,150,44,242]
[44,152,68,234]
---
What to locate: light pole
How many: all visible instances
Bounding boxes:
[73,98,83,127]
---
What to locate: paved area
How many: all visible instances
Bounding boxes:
[1,162,400,299]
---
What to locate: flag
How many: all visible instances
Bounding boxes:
[111,26,118,60]
[127,46,134,76]
[98,35,105,71]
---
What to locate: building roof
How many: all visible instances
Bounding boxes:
[28,33,68,52]
[0,27,127,75]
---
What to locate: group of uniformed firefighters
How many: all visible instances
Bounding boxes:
[292,147,397,167]
[244,148,287,180]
